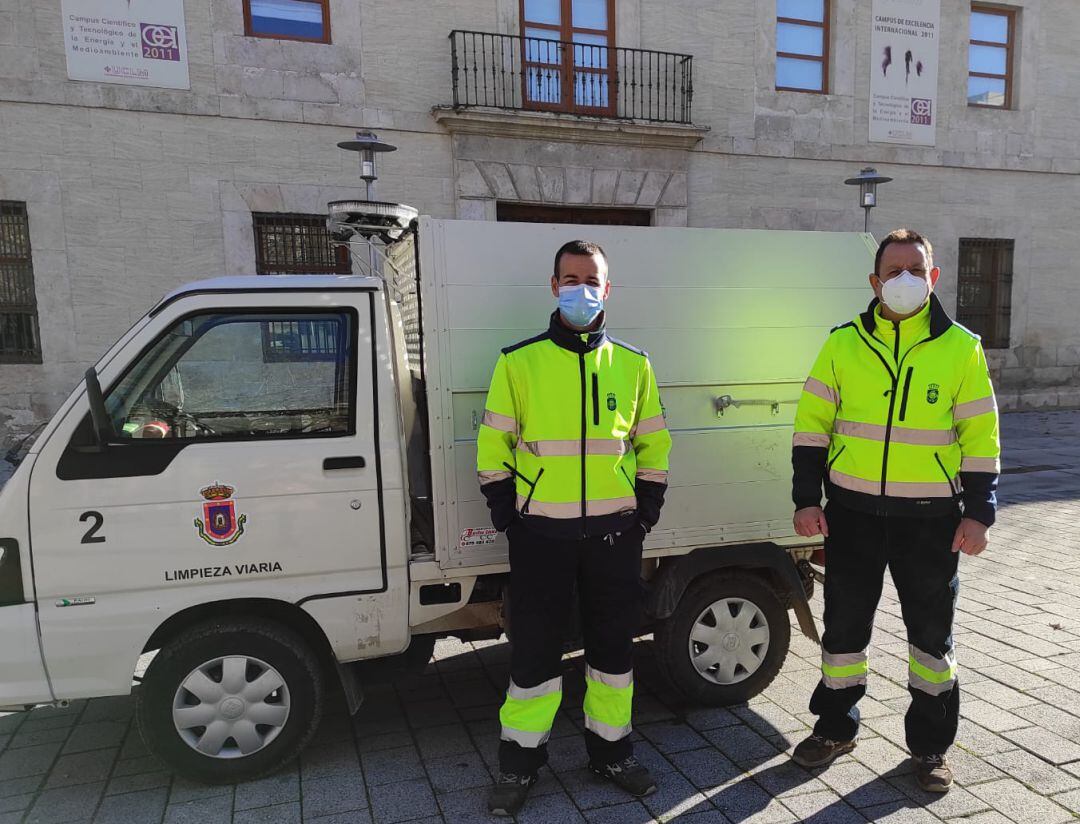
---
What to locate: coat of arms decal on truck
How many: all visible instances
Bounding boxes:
[194,482,247,546]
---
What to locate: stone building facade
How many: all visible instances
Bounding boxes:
[0,0,1078,439]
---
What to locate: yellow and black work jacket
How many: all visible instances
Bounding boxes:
[477,311,672,540]
[793,295,1001,525]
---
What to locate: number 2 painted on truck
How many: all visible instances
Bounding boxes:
[79,511,106,544]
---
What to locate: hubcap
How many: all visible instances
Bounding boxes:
[688,597,770,685]
[172,655,290,759]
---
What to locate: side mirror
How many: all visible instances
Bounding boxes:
[84,367,115,448]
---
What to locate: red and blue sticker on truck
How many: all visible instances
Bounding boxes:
[194,482,248,546]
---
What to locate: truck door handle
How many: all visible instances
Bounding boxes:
[323,456,366,470]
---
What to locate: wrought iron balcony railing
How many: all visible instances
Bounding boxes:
[449,30,694,125]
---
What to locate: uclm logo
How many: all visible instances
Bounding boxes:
[140,23,181,61]
[911,98,933,126]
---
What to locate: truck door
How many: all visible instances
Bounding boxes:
[27,290,393,699]
[0,535,51,707]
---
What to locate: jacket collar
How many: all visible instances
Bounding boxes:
[547,309,608,353]
[859,292,953,340]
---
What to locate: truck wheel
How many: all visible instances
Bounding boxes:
[654,572,790,707]
[135,619,324,784]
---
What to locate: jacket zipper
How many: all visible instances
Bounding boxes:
[592,373,600,426]
[852,329,896,497]
[877,322,902,497]
[578,352,587,537]
[620,465,636,494]
[934,452,958,496]
[856,322,936,500]
[888,335,932,495]
[898,366,914,421]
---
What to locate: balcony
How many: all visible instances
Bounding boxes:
[448,30,694,125]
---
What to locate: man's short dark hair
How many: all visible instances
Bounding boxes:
[874,228,934,276]
[553,239,607,278]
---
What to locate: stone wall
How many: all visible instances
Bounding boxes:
[0,101,454,441]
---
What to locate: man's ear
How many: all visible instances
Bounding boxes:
[868,273,881,296]
[551,275,560,299]
[929,266,941,287]
[601,279,611,300]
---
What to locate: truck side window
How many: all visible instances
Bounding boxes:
[105,311,354,440]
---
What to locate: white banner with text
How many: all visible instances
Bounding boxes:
[869,0,940,146]
[62,0,189,89]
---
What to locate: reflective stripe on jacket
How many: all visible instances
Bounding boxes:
[477,311,672,540]
[792,294,1001,525]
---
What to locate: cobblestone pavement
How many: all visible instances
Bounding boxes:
[2,411,1080,823]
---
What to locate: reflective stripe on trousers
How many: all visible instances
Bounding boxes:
[499,675,563,748]
[909,644,958,696]
[583,665,634,742]
[821,649,869,689]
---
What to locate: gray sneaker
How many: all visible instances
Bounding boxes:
[791,734,857,768]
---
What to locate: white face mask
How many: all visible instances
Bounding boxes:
[880,270,930,315]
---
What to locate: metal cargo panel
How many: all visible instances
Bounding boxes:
[417,218,876,568]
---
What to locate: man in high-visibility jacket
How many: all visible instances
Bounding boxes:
[477,239,671,816]
[789,228,1000,793]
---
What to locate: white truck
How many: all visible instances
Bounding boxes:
[0,209,873,783]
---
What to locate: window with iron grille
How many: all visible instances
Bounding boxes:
[252,212,350,275]
[957,238,1013,349]
[0,202,42,364]
[252,212,350,360]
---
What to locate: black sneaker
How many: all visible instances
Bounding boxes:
[488,772,537,817]
[914,753,953,793]
[589,755,657,797]
[791,734,857,768]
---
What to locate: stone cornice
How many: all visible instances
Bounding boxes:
[431,105,708,151]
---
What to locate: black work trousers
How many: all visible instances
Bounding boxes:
[499,520,644,774]
[810,501,962,757]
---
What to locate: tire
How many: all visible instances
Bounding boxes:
[134,618,324,784]
[654,571,791,706]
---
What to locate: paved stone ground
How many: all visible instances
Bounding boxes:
[2,410,1080,823]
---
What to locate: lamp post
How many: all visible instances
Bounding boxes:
[337,130,397,201]
[843,167,893,235]
[337,130,398,276]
